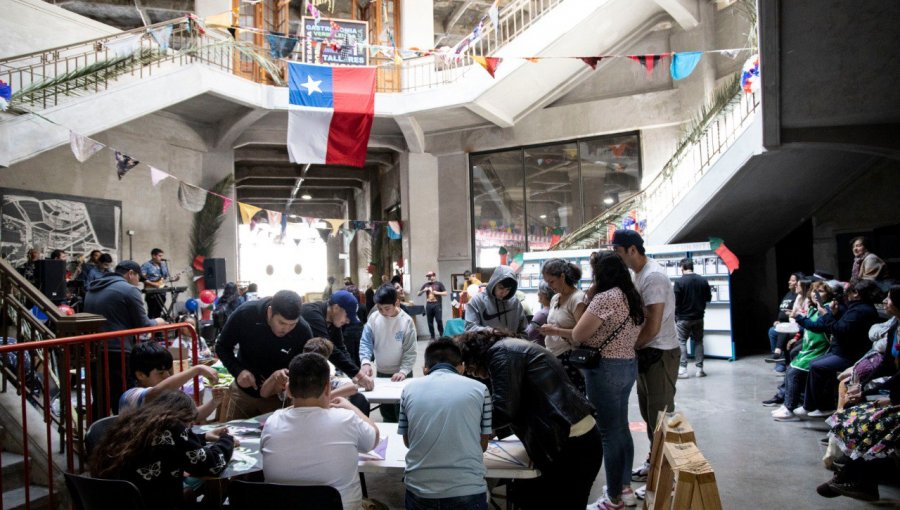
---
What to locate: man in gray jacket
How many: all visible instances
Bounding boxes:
[464,265,528,337]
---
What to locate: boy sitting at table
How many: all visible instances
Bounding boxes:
[399,338,492,509]
[359,283,418,422]
[119,341,224,421]
[304,337,372,416]
[260,353,379,510]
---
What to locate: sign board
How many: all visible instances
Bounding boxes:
[302,16,368,66]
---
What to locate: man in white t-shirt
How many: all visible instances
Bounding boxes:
[611,229,680,484]
[261,353,379,510]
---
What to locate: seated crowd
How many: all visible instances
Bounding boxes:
[760,236,897,502]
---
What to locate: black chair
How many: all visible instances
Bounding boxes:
[65,472,147,510]
[228,480,343,510]
[84,415,117,459]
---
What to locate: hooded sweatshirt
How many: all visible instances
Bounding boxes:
[464,266,528,336]
[83,272,156,351]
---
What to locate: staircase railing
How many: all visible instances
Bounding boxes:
[553,87,761,250]
[0,323,202,509]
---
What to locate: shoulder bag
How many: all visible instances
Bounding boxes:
[568,314,631,369]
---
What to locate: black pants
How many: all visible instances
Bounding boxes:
[513,425,603,510]
[146,293,166,319]
[91,351,132,420]
[376,372,410,423]
[425,302,444,339]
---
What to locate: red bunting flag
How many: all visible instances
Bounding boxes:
[472,56,502,78]
[709,237,740,274]
[579,57,603,70]
[628,54,667,77]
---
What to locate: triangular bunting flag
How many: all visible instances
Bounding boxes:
[341,228,358,242]
[472,56,502,78]
[267,210,283,227]
[149,166,171,186]
[720,49,741,59]
[293,238,301,247]
[303,216,318,228]
[106,34,142,59]
[149,25,173,51]
[709,237,740,274]
[281,213,288,237]
[524,57,540,64]
[114,151,139,179]
[579,57,603,70]
[488,1,499,29]
[238,202,262,224]
[387,221,402,240]
[317,228,331,242]
[177,182,208,212]
[69,131,104,163]
[327,219,347,236]
[628,54,666,77]
[204,11,233,29]
[670,52,703,80]
[221,197,233,214]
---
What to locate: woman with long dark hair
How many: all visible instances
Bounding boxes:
[539,258,588,393]
[571,251,644,509]
[455,329,602,509]
[91,391,234,510]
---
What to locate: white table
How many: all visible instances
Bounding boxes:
[358,377,411,404]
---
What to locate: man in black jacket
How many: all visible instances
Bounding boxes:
[215,290,315,420]
[301,290,374,391]
[674,258,712,379]
[84,260,166,416]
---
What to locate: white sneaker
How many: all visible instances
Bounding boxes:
[601,486,637,507]
[678,365,688,378]
[793,406,809,418]
[807,409,836,417]
[630,462,650,482]
[634,485,646,500]
[772,407,798,421]
[771,404,788,416]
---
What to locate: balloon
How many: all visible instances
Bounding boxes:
[57,304,75,316]
[741,54,760,94]
[199,290,216,304]
[185,299,199,313]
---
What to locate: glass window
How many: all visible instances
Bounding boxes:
[472,150,525,270]
[524,143,580,252]
[579,135,641,220]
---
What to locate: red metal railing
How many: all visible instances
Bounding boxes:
[0,323,203,510]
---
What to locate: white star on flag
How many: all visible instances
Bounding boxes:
[301,75,322,95]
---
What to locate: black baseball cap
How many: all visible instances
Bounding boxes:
[115,260,142,274]
[611,229,644,250]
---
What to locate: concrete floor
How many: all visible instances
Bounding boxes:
[362,339,900,509]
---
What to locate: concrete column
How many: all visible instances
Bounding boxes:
[400,152,439,335]
[400,0,434,50]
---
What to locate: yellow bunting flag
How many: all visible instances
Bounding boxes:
[327,218,347,236]
[238,202,262,224]
[204,11,234,28]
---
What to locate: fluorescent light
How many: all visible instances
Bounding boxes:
[301,194,312,200]
[603,197,614,205]
[539,214,547,219]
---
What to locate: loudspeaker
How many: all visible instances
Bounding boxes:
[203,258,226,290]
[35,259,66,301]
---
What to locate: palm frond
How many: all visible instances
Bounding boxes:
[189,175,234,294]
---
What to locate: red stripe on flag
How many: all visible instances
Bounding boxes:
[326,67,376,167]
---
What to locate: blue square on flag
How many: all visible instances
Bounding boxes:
[289,63,334,108]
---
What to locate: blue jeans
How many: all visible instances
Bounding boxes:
[582,357,637,499]
[405,491,487,510]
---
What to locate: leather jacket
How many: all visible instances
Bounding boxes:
[487,338,595,469]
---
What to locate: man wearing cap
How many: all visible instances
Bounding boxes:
[610,230,680,484]
[301,290,375,392]
[216,290,315,419]
[417,271,448,340]
[84,260,167,416]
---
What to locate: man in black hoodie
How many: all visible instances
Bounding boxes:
[84,260,166,416]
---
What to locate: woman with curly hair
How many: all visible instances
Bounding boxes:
[455,329,601,509]
[538,258,588,394]
[572,251,644,509]
[90,390,235,509]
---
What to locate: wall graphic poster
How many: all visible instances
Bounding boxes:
[1,188,121,266]
[302,16,368,66]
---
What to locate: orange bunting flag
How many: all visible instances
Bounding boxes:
[472,56,502,78]
[524,57,540,64]
[579,57,603,70]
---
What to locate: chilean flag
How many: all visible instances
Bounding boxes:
[286,62,376,167]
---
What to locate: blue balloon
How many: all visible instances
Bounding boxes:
[185,299,199,313]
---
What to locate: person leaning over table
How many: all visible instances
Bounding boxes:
[455,329,602,510]
[214,290,314,420]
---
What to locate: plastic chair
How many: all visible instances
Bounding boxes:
[65,472,147,510]
[228,480,343,510]
[84,416,117,459]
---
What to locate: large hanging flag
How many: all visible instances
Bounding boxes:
[709,237,740,274]
[70,131,104,163]
[286,62,376,167]
[670,52,703,80]
[115,152,139,179]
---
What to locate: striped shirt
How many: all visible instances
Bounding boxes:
[398,368,492,498]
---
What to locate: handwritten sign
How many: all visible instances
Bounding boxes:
[302,16,368,66]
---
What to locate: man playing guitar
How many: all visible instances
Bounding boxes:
[141,248,180,319]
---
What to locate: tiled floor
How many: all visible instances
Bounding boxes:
[363,340,900,508]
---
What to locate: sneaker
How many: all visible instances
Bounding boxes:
[761,396,784,407]
[634,486,646,500]
[601,486,637,508]
[588,496,625,510]
[630,462,650,482]
[816,481,841,498]
[694,368,707,378]
[774,363,786,373]
[772,407,798,421]
[828,480,880,501]
[808,409,836,417]
[678,365,688,378]
[793,406,809,418]
[771,404,786,415]
[764,355,784,363]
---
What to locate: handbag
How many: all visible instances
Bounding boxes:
[637,347,664,373]
[568,314,631,369]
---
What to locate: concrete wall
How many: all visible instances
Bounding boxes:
[2,0,119,58]
[2,112,236,299]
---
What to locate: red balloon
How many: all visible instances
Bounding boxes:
[57,304,75,316]
[199,289,217,304]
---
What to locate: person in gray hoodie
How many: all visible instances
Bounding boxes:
[464,265,528,336]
